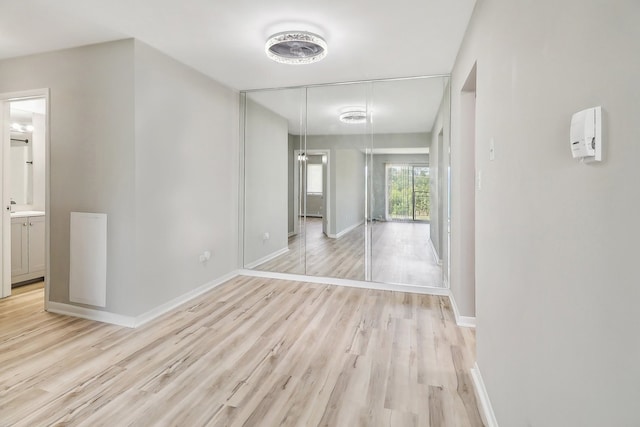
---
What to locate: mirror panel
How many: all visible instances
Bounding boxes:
[305,82,371,280]
[10,139,33,205]
[242,76,450,289]
[243,88,306,275]
[9,102,39,205]
[369,77,448,286]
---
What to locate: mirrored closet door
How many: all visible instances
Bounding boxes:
[242,87,307,275]
[369,77,448,287]
[304,82,371,281]
[241,76,450,289]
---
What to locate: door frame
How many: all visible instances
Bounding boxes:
[0,88,50,305]
[293,149,331,236]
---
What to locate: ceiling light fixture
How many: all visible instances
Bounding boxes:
[265,31,327,65]
[339,109,367,124]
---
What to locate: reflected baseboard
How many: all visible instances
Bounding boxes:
[427,236,443,265]
[327,219,364,239]
[238,269,451,296]
[244,247,290,270]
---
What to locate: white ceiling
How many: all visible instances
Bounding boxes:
[0,0,476,91]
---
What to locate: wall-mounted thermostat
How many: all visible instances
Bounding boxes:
[570,106,602,163]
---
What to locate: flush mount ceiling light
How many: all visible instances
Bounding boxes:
[265,31,328,65]
[339,109,367,124]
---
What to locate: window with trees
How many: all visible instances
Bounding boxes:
[386,164,430,221]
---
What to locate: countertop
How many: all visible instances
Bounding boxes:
[10,210,45,218]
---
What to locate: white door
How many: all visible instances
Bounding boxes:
[0,90,49,301]
[0,100,10,298]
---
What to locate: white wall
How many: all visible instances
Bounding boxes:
[451,74,477,318]
[132,41,239,314]
[451,1,640,425]
[243,98,288,266]
[0,40,137,313]
[0,39,241,318]
[429,85,451,275]
[306,135,368,236]
[333,149,365,236]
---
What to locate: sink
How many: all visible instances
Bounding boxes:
[10,210,45,218]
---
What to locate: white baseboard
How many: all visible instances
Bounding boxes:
[449,290,476,328]
[134,270,240,327]
[327,220,364,239]
[47,301,137,328]
[244,247,289,269]
[46,270,240,328]
[427,237,443,266]
[238,269,451,296]
[470,363,499,427]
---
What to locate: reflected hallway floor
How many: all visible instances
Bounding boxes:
[256,217,443,288]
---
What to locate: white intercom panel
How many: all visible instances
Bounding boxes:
[570,106,602,163]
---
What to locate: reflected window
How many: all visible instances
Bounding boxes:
[307,164,323,195]
[386,164,429,222]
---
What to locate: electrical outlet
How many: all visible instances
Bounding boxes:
[199,250,212,263]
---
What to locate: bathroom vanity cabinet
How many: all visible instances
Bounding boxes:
[11,212,45,285]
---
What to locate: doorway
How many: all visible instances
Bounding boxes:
[385,164,429,222]
[0,89,49,303]
[293,149,330,236]
[456,63,477,316]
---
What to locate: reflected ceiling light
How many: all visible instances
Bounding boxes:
[265,31,327,65]
[10,123,34,133]
[339,109,367,124]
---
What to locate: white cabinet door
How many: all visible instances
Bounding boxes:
[28,216,45,273]
[11,218,28,277]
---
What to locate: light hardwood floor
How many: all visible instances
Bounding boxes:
[0,276,481,426]
[257,218,443,288]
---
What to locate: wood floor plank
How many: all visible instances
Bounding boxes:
[0,276,482,426]
[256,218,444,288]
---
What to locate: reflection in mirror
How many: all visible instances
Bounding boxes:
[304,82,370,280]
[10,99,46,206]
[10,137,33,205]
[243,88,306,275]
[242,76,451,289]
[369,77,449,287]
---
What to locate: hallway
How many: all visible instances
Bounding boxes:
[256,218,443,287]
